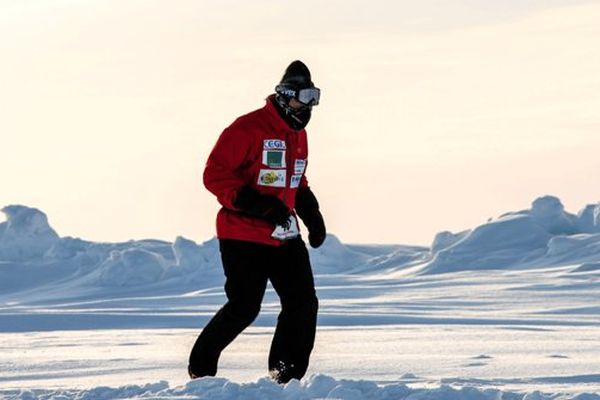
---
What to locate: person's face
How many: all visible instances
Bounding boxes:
[288,98,306,109]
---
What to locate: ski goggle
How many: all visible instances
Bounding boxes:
[275,84,321,106]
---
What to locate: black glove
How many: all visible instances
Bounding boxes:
[234,186,291,227]
[295,187,326,248]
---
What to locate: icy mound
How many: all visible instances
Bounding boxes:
[528,195,579,235]
[431,230,469,253]
[8,375,598,400]
[44,236,91,261]
[308,234,372,273]
[422,196,600,274]
[172,236,219,272]
[99,248,169,286]
[95,238,225,287]
[0,205,59,261]
[577,203,600,233]
[168,236,222,283]
[3,196,600,285]
[423,214,550,274]
[0,204,377,290]
[546,234,600,259]
[0,203,225,288]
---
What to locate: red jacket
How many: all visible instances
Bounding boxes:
[203,96,310,246]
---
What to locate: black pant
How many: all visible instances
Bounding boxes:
[188,238,318,383]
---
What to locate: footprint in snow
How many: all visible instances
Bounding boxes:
[471,354,493,360]
[463,362,487,367]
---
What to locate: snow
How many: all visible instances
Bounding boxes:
[98,248,169,287]
[10,374,599,400]
[577,204,600,234]
[421,195,600,274]
[0,205,59,262]
[4,374,600,400]
[1,196,600,399]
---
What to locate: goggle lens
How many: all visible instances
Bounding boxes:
[297,87,320,106]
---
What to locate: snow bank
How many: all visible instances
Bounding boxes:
[98,248,169,286]
[7,375,599,400]
[167,236,223,283]
[308,234,372,273]
[546,234,600,259]
[172,236,220,273]
[0,204,375,291]
[423,213,551,274]
[44,236,91,261]
[423,196,600,274]
[577,203,600,233]
[430,230,469,253]
[0,209,380,294]
[528,195,579,235]
[3,195,600,284]
[0,205,59,261]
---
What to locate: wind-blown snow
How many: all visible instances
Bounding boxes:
[1,196,599,398]
[99,248,169,287]
[422,195,600,274]
[2,196,600,285]
[6,374,599,400]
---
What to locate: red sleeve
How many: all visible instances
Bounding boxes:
[203,125,254,210]
[299,131,309,190]
[299,173,309,189]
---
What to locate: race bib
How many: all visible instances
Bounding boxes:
[271,215,300,241]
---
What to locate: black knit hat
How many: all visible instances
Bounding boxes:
[279,60,314,89]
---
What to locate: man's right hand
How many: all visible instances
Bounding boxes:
[233,186,291,227]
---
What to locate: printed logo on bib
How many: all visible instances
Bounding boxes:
[258,169,286,187]
[290,174,302,188]
[294,159,306,175]
[262,150,286,168]
[263,139,286,150]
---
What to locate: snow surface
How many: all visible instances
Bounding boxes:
[5,374,600,400]
[1,196,599,399]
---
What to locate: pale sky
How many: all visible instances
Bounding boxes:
[1,0,600,245]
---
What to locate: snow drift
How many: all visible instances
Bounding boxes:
[421,195,600,274]
[0,205,59,261]
[8,374,600,400]
[0,204,378,297]
[2,195,600,287]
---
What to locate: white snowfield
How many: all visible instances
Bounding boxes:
[0,196,599,399]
